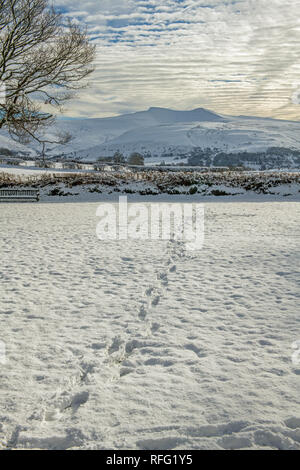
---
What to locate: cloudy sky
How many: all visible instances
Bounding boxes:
[54,0,300,120]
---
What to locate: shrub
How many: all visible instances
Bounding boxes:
[189,186,198,195]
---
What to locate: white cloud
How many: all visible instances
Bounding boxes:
[53,0,300,120]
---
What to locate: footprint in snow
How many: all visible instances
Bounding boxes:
[185,343,207,359]
[43,391,89,422]
[138,304,147,321]
[151,296,161,307]
[145,287,155,297]
[108,336,125,356]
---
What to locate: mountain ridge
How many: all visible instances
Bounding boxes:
[1,107,300,165]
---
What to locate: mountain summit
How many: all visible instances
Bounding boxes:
[141,107,226,123]
[1,107,300,162]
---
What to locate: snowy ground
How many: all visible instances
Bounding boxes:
[0,201,299,450]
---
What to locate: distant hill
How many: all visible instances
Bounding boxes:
[1,107,300,169]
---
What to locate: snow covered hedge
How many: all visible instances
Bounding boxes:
[0,170,299,196]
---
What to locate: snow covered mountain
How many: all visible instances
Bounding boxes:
[0,130,36,157]
[1,107,300,164]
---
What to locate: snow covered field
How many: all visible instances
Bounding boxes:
[0,165,90,177]
[0,201,299,450]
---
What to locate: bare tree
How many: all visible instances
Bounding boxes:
[39,131,72,166]
[0,0,95,145]
[113,151,125,164]
[128,152,144,166]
